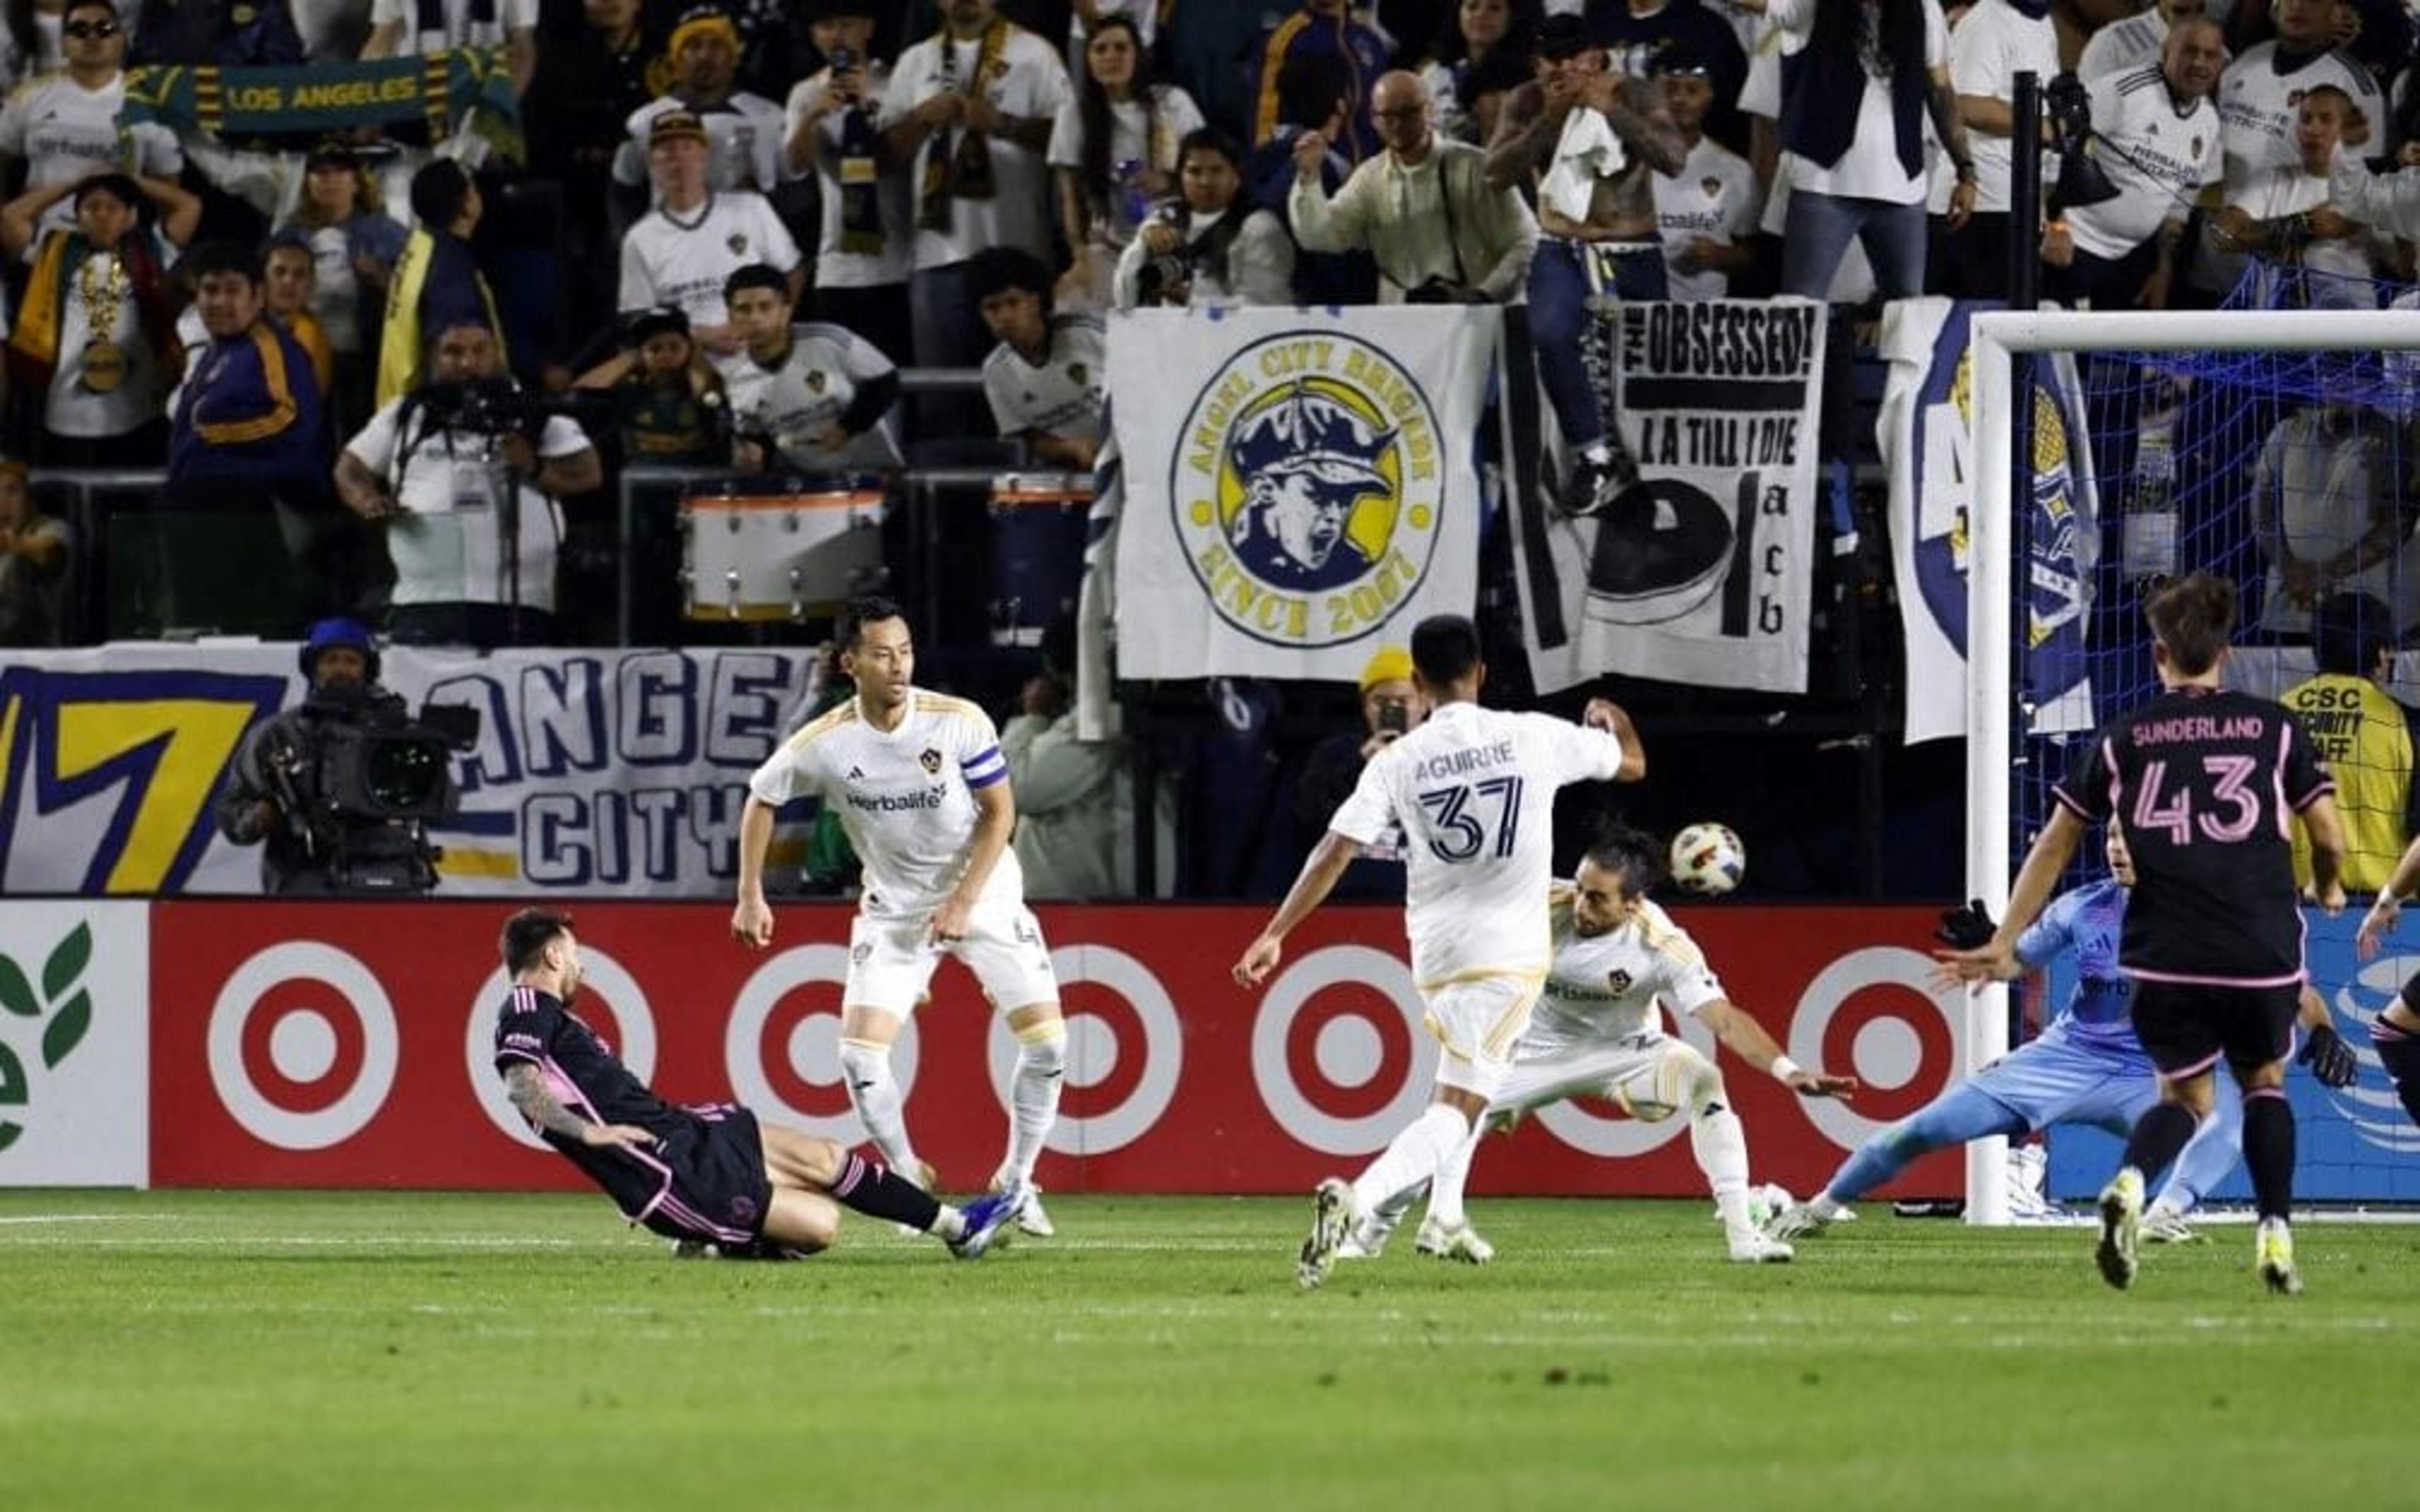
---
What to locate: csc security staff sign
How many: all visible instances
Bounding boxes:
[145,900,1977,1198]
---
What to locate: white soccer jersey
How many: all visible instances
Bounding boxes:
[2065,65,2223,261]
[618,191,802,328]
[718,321,901,469]
[747,690,1026,919]
[2078,9,2172,81]
[2215,42,2378,193]
[880,22,1071,268]
[1654,137,1760,301]
[1327,701,1628,987]
[982,314,1105,444]
[0,73,183,234]
[1528,895,1727,1046]
[1766,0,1948,203]
[1949,0,2062,213]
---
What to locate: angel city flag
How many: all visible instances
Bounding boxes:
[1107,305,1497,681]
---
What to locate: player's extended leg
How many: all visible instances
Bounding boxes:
[1416,1115,1495,1265]
[837,1005,928,1188]
[1648,1045,1792,1263]
[994,1000,1066,1237]
[758,1124,1025,1260]
[2145,1079,2244,1240]
[2234,1057,2301,1295]
[2097,1066,2214,1290]
[758,1187,843,1257]
[1767,1079,2025,1239]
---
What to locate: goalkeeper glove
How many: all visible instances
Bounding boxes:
[2298,1023,2358,1089]
[1936,898,1998,951]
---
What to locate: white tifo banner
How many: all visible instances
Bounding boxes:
[1106,305,1497,680]
[1509,300,1826,694]
[1878,297,2099,745]
[0,901,147,1185]
[0,644,817,898]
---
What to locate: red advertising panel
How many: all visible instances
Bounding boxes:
[149,901,1969,1198]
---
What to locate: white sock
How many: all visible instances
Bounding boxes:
[1005,1029,1066,1184]
[836,1037,921,1177]
[932,1205,967,1242]
[1353,1104,1473,1217]
[1424,1120,1485,1229]
[1692,1104,1755,1240]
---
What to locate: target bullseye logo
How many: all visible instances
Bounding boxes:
[464,953,655,1150]
[988,946,1179,1154]
[728,944,919,1141]
[1252,944,1434,1155]
[1787,946,1962,1150]
[209,944,400,1150]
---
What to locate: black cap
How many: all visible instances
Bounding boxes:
[1651,39,1712,76]
[1535,13,1595,59]
[623,306,693,346]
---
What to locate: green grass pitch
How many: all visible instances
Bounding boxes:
[3,1190,2407,1509]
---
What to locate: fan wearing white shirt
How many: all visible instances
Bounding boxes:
[2077,0,2213,83]
[2044,20,2224,310]
[719,261,902,474]
[1235,614,1649,1290]
[613,9,789,199]
[1112,128,1296,309]
[1648,49,1758,301]
[974,245,1107,471]
[1941,0,2061,299]
[2210,84,2377,301]
[1050,14,1204,311]
[618,109,803,362]
[0,0,184,239]
[735,596,1068,1240]
[784,0,913,369]
[1482,18,1683,518]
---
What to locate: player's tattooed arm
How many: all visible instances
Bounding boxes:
[502,1063,654,1148]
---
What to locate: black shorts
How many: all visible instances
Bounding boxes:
[2129,980,2300,1079]
[632,1104,774,1247]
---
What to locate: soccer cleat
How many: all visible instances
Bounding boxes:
[1763,1201,1832,1241]
[2141,1206,2202,1244]
[947,1179,1027,1261]
[1414,1216,1495,1265]
[991,1171,1055,1237]
[1338,1206,1407,1261]
[2095,1168,2144,1290]
[1297,1177,1357,1290]
[2256,1218,2303,1296]
[1727,1231,1795,1264]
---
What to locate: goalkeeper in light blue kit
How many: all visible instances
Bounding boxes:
[1769,844,2355,1243]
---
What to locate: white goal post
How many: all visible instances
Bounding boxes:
[1963,308,2420,1224]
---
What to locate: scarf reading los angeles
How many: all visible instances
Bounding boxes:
[120,46,521,158]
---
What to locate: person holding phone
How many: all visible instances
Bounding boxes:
[1292,643,1427,901]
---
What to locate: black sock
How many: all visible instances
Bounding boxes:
[2375,1022,2420,1130]
[829,1150,943,1233]
[2242,1089,2296,1223]
[2119,1100,2201,1187]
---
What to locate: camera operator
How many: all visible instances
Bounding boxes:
[333,317,604,649]
[1110,129,1294,312]
[214,617,452,895]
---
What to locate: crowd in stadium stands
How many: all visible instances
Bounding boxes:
[9,0,2420,892]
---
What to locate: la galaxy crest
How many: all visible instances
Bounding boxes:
[919,748,942,774]
[1173,333,1444,648]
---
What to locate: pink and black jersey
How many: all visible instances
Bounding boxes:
[2053,687,2333,987]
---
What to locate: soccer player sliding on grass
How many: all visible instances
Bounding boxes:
[1770,830,2356,1246]
[493,907,1026,1261]
[1345,823,1855,1266]
[1935,573,2346,1295]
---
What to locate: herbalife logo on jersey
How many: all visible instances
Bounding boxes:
[1172,336,1444,650]
[0,922,97,1154]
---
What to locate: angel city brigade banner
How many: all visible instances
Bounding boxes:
[1105,305,1497,682]
[0,644,819,898]
[1506,299,1827,696]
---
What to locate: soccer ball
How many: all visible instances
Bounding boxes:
[1669,822,1746,896]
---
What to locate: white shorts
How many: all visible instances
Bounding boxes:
[843,905,1058,1019]
[1493,1031,1705,1121]
[1421,974,1543,1100]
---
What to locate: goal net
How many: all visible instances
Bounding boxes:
[1966,306,2420,1224]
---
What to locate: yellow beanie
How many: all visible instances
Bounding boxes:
[668,9,740,61]
[1358,645,1414,694]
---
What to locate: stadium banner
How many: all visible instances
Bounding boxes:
[0,644,819,898]
[122,47,519,145]
[1879,297,2102,745]
[1505,299,1827,696]
[0,901,147,1186]
[146,899,1983,1198]
[1105,305,1496,682]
